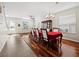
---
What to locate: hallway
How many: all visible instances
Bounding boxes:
[0,34,37,57]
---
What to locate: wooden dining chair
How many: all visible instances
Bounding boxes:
[31,29,34,39]
[41,29,48,40]
[35,28,40,42]
[32,28,37,41]
[41,29,50,48]
[53,28,60,32]
[47,28,50,32]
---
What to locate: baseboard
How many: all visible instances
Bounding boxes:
[63,38,79,44]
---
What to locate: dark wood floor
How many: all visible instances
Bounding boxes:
[0,34,37,57]
[24,34,79,57]
[0,34,79,57]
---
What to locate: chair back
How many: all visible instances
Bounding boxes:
[41,29,48,41]
[33,28,37,38]
[35,29,40,39]
[47,28,50,32]
[31,29,34,38]
[53,28,59,32]
[31,30,34,35]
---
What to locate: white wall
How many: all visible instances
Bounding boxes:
[0,15,33,52]
[35,19,41,28]
[34,5,79,42]
[53,6,79,42]
[6,17,33,34]
[0,3,8,52]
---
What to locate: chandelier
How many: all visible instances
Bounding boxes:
[44,10,55,20]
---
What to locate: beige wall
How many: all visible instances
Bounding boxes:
[52,6,79,42]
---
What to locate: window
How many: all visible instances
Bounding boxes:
[23,21,28,29]
[59,14,76,33]
[7,20,15,30]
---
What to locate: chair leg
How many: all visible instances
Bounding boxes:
[46,42,50,50]
[57,37,62,55]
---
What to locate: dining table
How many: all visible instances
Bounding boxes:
[39,31,63,42]
[48,32,62,41]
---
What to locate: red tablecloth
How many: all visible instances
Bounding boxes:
[48,32,61,36]
[47,32,62,41]
[39,32,63,42]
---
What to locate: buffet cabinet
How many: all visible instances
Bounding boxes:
[41,20,52,29]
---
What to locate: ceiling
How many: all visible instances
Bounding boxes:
[4,2,79,19]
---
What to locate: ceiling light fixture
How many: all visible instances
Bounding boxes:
[44,2,58,20]
[44,9,55,20]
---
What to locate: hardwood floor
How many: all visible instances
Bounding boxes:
[0,34,37,57]
[0,34,79,57]
[24,34,79,57]
[62,39,79,57]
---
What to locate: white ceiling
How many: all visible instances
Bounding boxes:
[4,2,79,19]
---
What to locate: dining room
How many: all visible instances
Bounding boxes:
[0,2,79,57]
